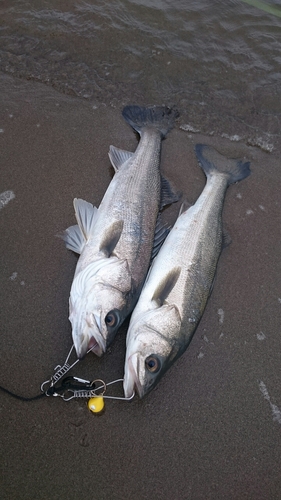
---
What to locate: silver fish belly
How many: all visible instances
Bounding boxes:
[63,105,179,358]
[123,144,251,398]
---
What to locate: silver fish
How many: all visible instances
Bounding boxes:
[123,144,251,398]
[63,105,179,358]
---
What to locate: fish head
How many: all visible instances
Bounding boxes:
[123,304,182,398]
[69,257,132,358]
[69,289,125,358]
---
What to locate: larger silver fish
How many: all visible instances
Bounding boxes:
[63,105,179,359]
[123,144,251,398]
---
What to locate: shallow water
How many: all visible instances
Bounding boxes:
[1,0,281,149]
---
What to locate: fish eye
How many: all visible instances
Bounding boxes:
[145,355,161,373]
[104,311,118,328]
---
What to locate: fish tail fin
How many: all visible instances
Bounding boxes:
[195,144,251,185]
[122,105,179,138]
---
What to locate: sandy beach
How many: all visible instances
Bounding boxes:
[1,72,281,499]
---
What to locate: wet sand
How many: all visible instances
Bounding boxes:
[1,73,281,500]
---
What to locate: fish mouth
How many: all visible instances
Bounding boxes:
[74,332,106,359]
[87,336,104,357]
[123,353,144,399]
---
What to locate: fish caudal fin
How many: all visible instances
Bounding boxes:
[195,144,251,185]
[122,105,179,138]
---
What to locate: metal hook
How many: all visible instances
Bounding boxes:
[41,345,135,403]
[101,379,135,401]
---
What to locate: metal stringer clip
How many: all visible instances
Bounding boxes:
[41,344,83,395]
[40,345,135,411]
[63,378,135,402]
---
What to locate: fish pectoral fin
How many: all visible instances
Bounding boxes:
[99,220,124,257]
[151,214,170,260]
[73,198,99,241]
[151,267,181,307]
[108,145,134,172]
[61,224,85,254]
[160,175,181,209]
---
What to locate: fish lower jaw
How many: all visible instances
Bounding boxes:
[87,336,105,357]
[74,335,105,359]
[123,376,136,399]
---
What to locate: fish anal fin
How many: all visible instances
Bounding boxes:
[160,175,181,209]
[108,145,134,172]
[73,198,99,241]
[151,267,181,307]
[99,220,124,257]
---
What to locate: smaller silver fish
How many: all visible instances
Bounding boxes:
[123,144,251,398]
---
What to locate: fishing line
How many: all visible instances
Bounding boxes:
[0,385,45,401]
[0,344,135,412]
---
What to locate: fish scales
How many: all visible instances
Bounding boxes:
[134,176,226,328]
[123,144,251,398]
[62,105,179,358]
[78,129,162,279]
[113,129,162,281]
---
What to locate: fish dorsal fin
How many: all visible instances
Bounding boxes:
[108,145,134,172]
[151,214,170,260]
[151,267,181,307]
[73,198,99,241]
[160,175,180,209]
[99,219,124,256]
[61,224,85,254]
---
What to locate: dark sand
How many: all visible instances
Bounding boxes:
[1,74,281,500]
